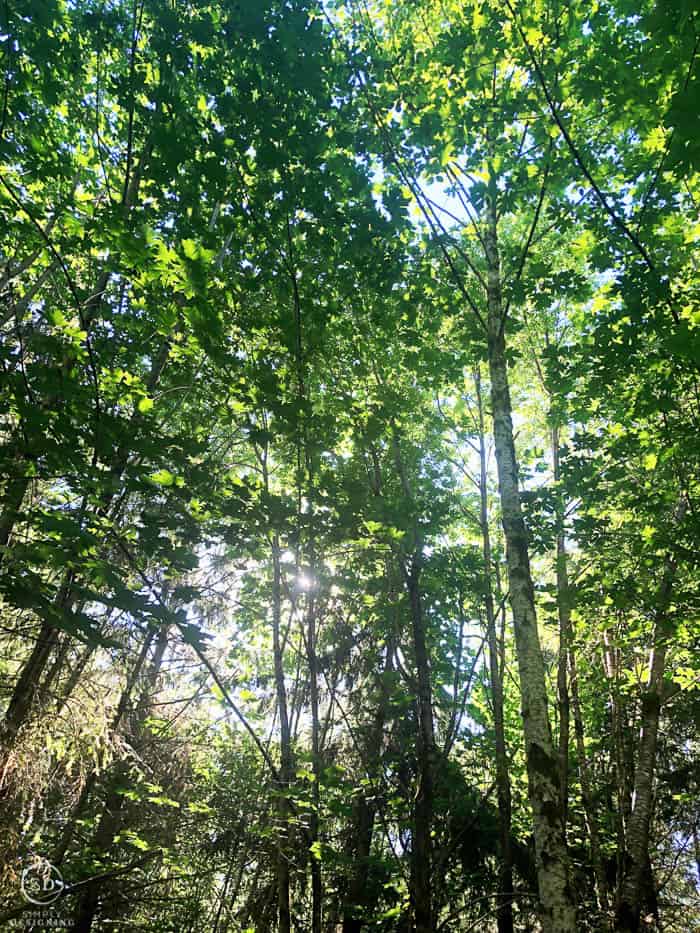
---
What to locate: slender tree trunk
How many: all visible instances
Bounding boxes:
[550,422,610,919]
[342,793,376,933]
[391,428,435,933]
[70,625,168,931]
[406,565,435,933]
[602,628,631,911]
[271,530,292,933]
[0,336,171,747]
[616,501,685,932]
[475,368,514,933]
[54,643,96,717]
[306,584,323,933]
[342,645,393,933]
[569,645,610,918]
[552,426,571,839]
[54,627,162,866]
[483,175,576,933]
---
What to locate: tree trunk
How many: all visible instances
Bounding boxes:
[306,586,323,933]
[0,571,74,748]
[569,645,610,918]
[342,635,395,931]
[552,425,571,839]
[0,335,171,747]
[616,502,684,932]
[390,429,435,932]
[602,628,631,911]
[550,421,610,919]
[475,367,514,933]
[484,175,576,933]
[54,643,97,717]
[342,793,376,933]
[0,462,30,568]
[271,531,292,933]
[54,627,161,866]
[69,625,168,931]
[406,566,435,933]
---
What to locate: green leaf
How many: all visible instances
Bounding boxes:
[149,469,175,486]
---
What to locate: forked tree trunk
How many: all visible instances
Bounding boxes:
[483,175,576,933]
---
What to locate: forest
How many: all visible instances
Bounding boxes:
[0,0,698,931]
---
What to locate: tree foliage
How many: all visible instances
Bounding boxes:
[0,1,698,931]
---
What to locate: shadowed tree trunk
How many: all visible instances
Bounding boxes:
[391,430,436,933]
[342,642,394,933]
[569,644,610,919]
[70,623,169,932]
[616,499,686,932]
[0,336,171,748]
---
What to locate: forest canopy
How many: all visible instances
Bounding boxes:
[0,1,699,931]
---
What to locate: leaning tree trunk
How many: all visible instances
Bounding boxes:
[0,574,74,749]
[70,624,169,932]
[0,456,31,568]
[483,173,576,933]
[53,626,160,866]
[0,335,171,748]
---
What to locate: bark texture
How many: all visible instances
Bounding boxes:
[484,181,576,933]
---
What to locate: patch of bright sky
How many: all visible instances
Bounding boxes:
[369,159,474,232]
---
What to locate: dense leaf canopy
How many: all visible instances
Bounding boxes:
[0,1,698,932]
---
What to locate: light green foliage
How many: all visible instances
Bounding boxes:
[0,0,698,931]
